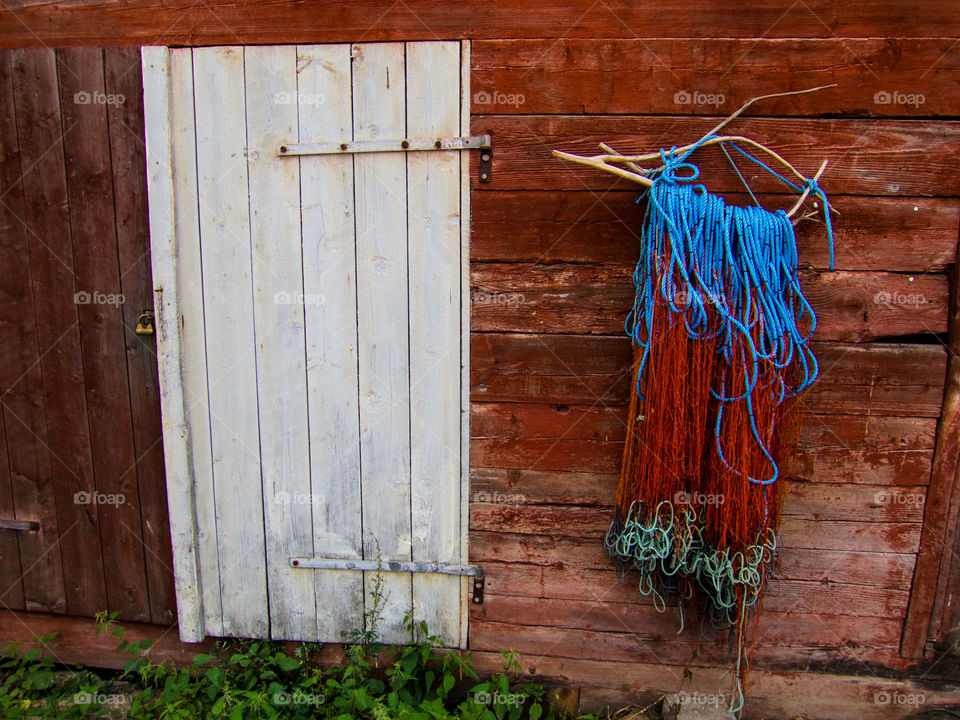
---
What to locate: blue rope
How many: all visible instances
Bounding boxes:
[626,137,833,486]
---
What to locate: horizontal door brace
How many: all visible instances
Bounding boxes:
[290,557,485,603]
[0,518,39,532]
[277,134,492,183]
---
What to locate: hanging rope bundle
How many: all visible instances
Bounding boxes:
[552,88,836,714]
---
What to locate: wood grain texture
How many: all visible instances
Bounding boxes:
[902,260,960,656]
[297,42,365,644]
[406,40,464,646]
[192,46,269,639]
[245,44,317,641]
[0,50,35,612]
[58,47,151,623]
[472,38,960,116]
[470,531,916,589]
[471,334,946,413]
[468,652,960,720]
[141,46,205,642]
[2,1,958,47]
[104,46,177,626]
[160,46,214,640]
[11,47,96,616]
[353,42,414,646]
[476,560,910,618]
[471,116,960,196]
[471,264,947,339]
[472,192,959,271]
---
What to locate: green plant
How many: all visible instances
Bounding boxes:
[0,565,599,719]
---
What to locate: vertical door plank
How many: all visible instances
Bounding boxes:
[297,43,365,642]
[0,50,29,611]
[141,46,204,641]
[166,47,221,637]
[406,41,463,645]
[352,42,413,644]
[11,48,93,615]
[244,45,317,640]
[171,47,220,637]
[104,46,177,625]
[57,47,150,622]
[457,39,472,650]
[193,46,269,639]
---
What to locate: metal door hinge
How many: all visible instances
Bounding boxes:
[290,557,486,604]
[278,134,493,183]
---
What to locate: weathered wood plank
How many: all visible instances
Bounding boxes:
[469,495,922,554]
[142,46,205,641]
[472,116,960,196]
[471,264,948,340]
[104,46,177,626]
[193,46,269,638]
[903,259,960,656]
[157,46,213,639]
[297,43,365,644]
[472,192,959,272]
[0,50,36,612]
[471,403,936,485]
[58,46,150,622]
[476,561,910,618]
[0,414,22,609]
[11,47,95,615]
[2,1,958,46]
[470,652,960,720]
[470,531,916,589]
[470,483,924,533]
[353,42,413,646]
[471,333,946,416]
[245,44,317,641]
[472,39,960,117]
[469,615,903,669]
[471,402,935,448]
[407,40,464,646]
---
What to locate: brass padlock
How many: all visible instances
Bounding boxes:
[136,310,155,336]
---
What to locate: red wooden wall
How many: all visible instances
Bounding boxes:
[2,3,960,717]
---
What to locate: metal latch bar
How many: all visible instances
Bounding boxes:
[290,557,485,603]
[0,518,39,532]
[278,134,492,183]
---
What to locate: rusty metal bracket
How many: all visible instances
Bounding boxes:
[278,134,493,183]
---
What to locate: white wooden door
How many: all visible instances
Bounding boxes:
[142,42,471,646]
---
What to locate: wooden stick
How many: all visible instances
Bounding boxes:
[552,84,837,203]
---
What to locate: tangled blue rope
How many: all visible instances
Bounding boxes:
[625,136,834,486]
